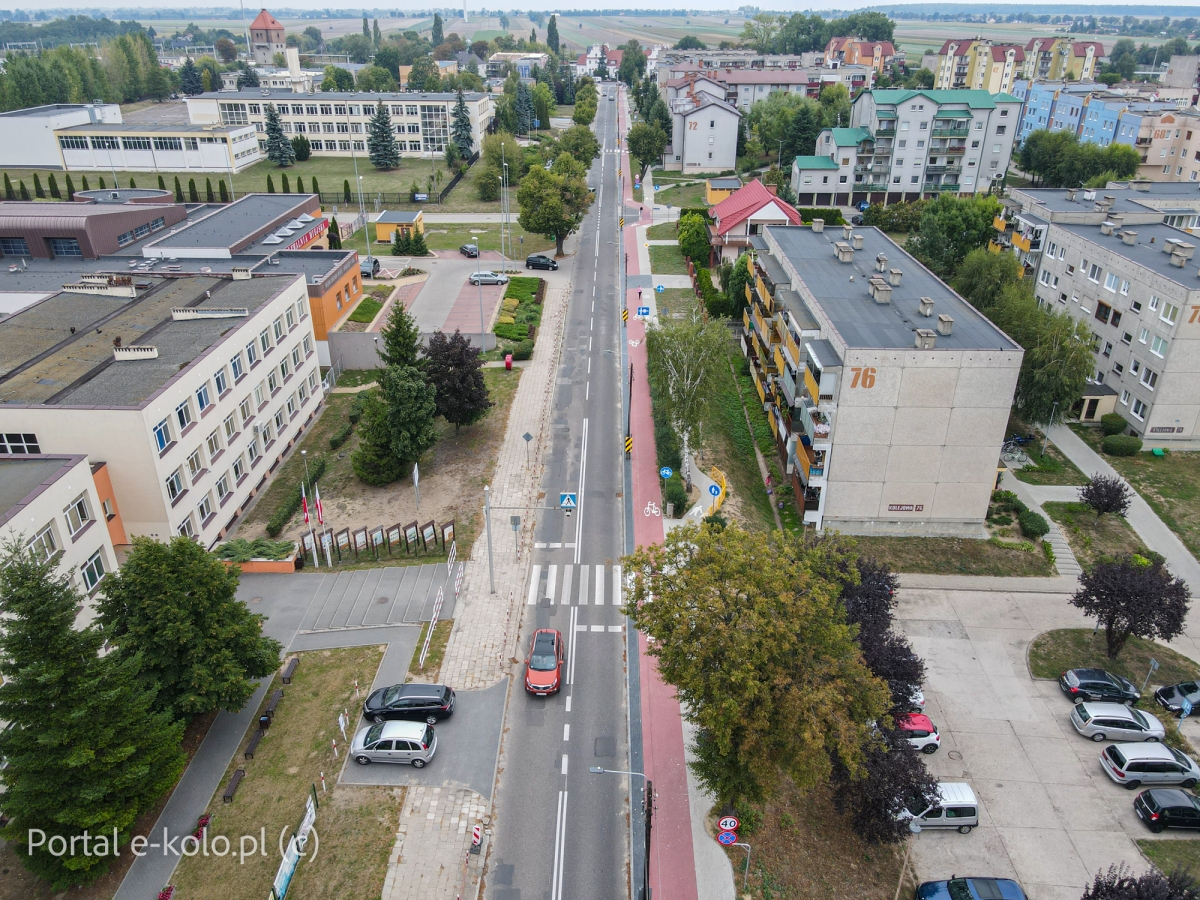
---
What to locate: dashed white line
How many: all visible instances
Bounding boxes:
[586,382,589,400]
[561,754,569,775]
[607,625,623,633]
[590,625,605,632]
[566,695,572,712]
[551,790,568,900]
[563,723,570,741]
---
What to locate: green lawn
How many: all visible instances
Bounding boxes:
[347,297,384,324]
[654,287,701,321]
[334,368,378,388]
[1042,501,1148,570]
[646,221,677,240]
[1005,418,1088,486]
[654,180,708,209]
[648,243,690,276]
[341,222,553,258]
[1071,424,1200,560]
[1138,840,1200,878]
[1028,629,1200,687]
[851,535,1055,577]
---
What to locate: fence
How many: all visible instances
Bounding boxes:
[302,519,456,567]
[314,152,478,211]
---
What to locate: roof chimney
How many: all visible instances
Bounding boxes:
[1121,230,1137,245]
[842,223,853,240]
[918,296,934,317]
[872,282,892,304]
[835,241,854,263]
[915,328,937,350]
[1066,187,1078,201]
[936,313,954,336]
[811,218,824,233]
[875,253,888,272]
[851,233,864,250]
[888,268,902,286]
[1100,221,1115,236]
[764,183,778,196]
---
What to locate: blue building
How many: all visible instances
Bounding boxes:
[1015,79,1181,150]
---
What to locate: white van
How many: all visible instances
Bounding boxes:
[903,782,979,833]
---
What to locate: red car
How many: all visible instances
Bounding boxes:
[896,713,941,754]
[525,628,564,695]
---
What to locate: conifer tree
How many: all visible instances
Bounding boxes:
[311,175,320,196]
[327,217,341,249]
[219,179,229,202]
[97,175,105,190]
[452,88,474,156]
[179,57,203,95]
[378,301,422,368]
[173,175,182,202]
[18,180,28,200]
[65,173,75,200]
[3,172,13,199]
[266,173,275,193]
[281,173,290,193]
[263,103,296,166]
[367,101,400,169]
[408,227,429,256]
[32,173,44,199]
[295,176,304,194]
[343,179,352,203]
[205,177,214,202]
[157,174,166,191]
[188,178,199,203]
[432,12,444,46]
[47,173,60,199]
[129,177,136,189]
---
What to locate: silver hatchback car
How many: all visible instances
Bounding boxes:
[1072,702,1166,743]
[351,720,437,768]
[1101,742,1200,790]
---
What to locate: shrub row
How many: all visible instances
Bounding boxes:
[861,200,926,233]
[495,322,532,341]
[662,471,689,517]
[511,339,534,361]
[265,455,327,537]
[348,393,368,424]
[329,421,353,449]
[796,207,846,226]
[504,276,541,305]
[1100,413,1127,436]
[696,268,724,317]
[1103,434,1143,456]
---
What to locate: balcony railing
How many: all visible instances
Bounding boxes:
[944,145,966,154]
[932,128,969,137]
[993,214,1008,232]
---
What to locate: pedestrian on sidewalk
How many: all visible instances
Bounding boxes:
[637,287,642,302]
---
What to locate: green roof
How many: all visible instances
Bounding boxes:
[828,127,873,147]
[861,88,1003,109]
[992,93,1022,104]
[791,156,840,170]
[934,109,973,119]
[875,110,897,119]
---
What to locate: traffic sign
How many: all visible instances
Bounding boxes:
[655,285,664,293]
[625,436,633,455]
[660,467,673,479]
[637,305,650,317]
[717,831,738,845]
[709,483,721,497]
[718,816,740,832]
[619,216,625,228]
[560,492,577,510]
[1184,698,1194,719]
[622,308,629,323]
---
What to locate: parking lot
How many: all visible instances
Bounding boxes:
[897,583,1177,900]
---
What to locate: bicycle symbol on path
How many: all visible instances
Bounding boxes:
[628,339,641,347]
[643,501,661,517]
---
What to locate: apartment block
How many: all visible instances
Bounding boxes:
[186,89,494,159]
[824,37,899,74]
[740,222,1021,535]
[661,81,741,173]
[1022,38,1104,82]
[1136,109,1200,182]
[1013,80,1179,149]
[933,39,1025,94]
[660,65,873,114]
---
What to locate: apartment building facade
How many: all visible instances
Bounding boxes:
[186,89,494,160]
[740,222,1022,535]
[824,38,898,74]
[933,39,1025,94]
[1022,38,1104,82]
[1136,110,1200,183]
[1013,80,1179,149]
[663,89,741,173]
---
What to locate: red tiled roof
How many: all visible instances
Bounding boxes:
[577,53,587,65]
[606,49,624,64]
[937,39,974,56]
[990,45,1025,62]
[711,179,801,236]
[1074,41,1104,57]
[250,9,283,32]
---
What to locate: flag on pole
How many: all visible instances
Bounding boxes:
[301,481,310,525]
[314,484,325,525]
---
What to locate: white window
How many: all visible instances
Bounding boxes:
[1104,273,1119,293]
[298,381,308,402]
[1120,280,1129,295]
[1151,336,1168,357]
[64,494,91,536]
[1139,327,1149,343]
[28,525,56,561]
[308,371,319,392]
[1039,269,1052,285]
[186,448,204,478]
[285,306,295,329]
[197,493,213,524]
[273,316,284,342]
[896,158,905,166]
[1161,302,1180,325]
[992,144,1001,153]
[259,329,272,354]
[153,418,171,451]
[216,473,231,499]
[165,468,184,501]
[1088,263,1102,283]
[268,370,279,393]
[1120,390,1130,405]
[214,368,228,395]
[206,429,222,457]
[1132,398,1148,420]
[254,383,266,407]
[177,515,194,538]
[280,357,291,380]
[81,549,105,591]
[302,335,312,355]
[1131,359,1141,375]
[231,353,244,380]
[195,383,211,413]
[232,454,245,481]
[1141,367,1158,389]
[274,408,286,432]
[287,394,297,416]
[292,345,302,368]
[1149,295,1160,312]
[911,176,919,183]
[175,399,192,431]
[246,340,258,366]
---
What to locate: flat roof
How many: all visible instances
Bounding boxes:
[0,202,165,221]
[0,455,85,527]
[707,178,742,189]
[59,122,247,134]
[0,274,297,408]
[377,211,422,224]
[198,88,490,102]
[1054,220,1200,286]
[143,194,317,254]
[765,225,1020,351]
[1012,188,1174,216]
[0,104,103,118]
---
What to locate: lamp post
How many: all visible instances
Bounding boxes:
[1042,401,1059,456]
[893,821,921,900]
[348,113,371,270]
[300,450,319,568]
[777,139,784,172]
[591,768,652,900]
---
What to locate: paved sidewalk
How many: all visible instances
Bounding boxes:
[1001,471,1083,581]
[380,787,489,900]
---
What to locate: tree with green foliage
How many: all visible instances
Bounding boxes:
[558,124,600,163]
[98,536,282,720]
[292,134,311,161]
[321,65,355,91]
[80,174,89,191]
[264,103,295,166]
[237,64,260,89]
[367,101,400,169]
[451,88,474,156]
[0,540,185,888]
[515,80,534,134]
[546,14,560,54]
[219,180,229,202]
[409,227,428,256]
[950,247,1024,313]
[1071,554,1190,659]
[179,57,203,95]
[65,173,75,200]
[379,301,422,369]
[47,173,59,199]
[906,194,1001,279]
[356,64,397,92]
[173,175,183,202]
[617,39,646,86]
[352,390,407,485]
[204,177,214,203]
[266,173,275,193]
[674,35,706,50]
[627,122,667,180]
[32,172,43,199]
[677,212,711,265]
[187,178,198,203]
[343,179,352,203]
[407,55,440,91]
[392,227,411,256]
[425,329,491,431]
[281,173,290,193]
[517,160,593,257]
[786,101,822,158]
[431,13,444,47]
[327,217,341,249]
[645,313,727,454]
[1020,128,1141,188]
[573,98,597,126]
[622,524,890,804]
[726,252,752,317]
[3,172,12,200]
[373,18,382,47]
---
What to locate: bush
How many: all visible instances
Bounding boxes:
[1100,412,1128,436]
[265,455,327,537]
[796,207,845,226]
[213,538,296,562]
[495,322,529,341]
[662,472,689,517]
[1103,434,1143,456]
[348,393,367,424]
[329,421,353,449]
[991,513,1013,526]
[1018,510,1050,539]
[511,339,534,360]
[990,489,1026,516]
[696,267,728,318]
[504,276,541,304]
[862,200,927,233]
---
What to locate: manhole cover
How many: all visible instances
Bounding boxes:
[948,750,963,761]
[377,596,389,604]
[250,596,262,604]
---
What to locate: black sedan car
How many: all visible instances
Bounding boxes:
[1059,668,1140,705]
[526,254,558,270]
[1135,788,1200,832]
[1155,681,1200,716]
[363,683,455,724]
[459,243,479,258]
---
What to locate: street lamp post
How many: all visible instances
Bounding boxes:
[777,139,784,172]
[300,450,319,568]
[591,767,652,900]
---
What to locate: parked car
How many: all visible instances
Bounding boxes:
[900,782,979,833]
[1100,742,1200,789]
[526,254,558,270]
[855,200,871,212]
[851,214,864,225]
[351,720,437,767]
[1071,702,1165,743]
[1135,788,1200,832]
[525,628,564,695]
[470,270,509,285]
[459,243,479,257]
[1154,681,1200,716]
[1059,668,1140,705]
[896,712,940,754]
[362,683,456,724]
[917,878,1027,900]
[360,256,380,278]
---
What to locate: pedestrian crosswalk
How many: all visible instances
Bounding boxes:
[527,563,624,607]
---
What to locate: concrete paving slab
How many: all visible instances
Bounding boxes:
[975,779,1059,828]
[952,732,1042,782]
[912,826,1018,881]
[999,828,1092,889]
[1042,781,1123,833]
[1017,735,1094,786]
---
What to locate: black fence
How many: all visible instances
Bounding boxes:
[313,152,478,210]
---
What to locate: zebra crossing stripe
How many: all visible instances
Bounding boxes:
[595,565,605,606]
[528,564,542,605]
[561,565,573,610]
[613,565,623,611]
[547,564,558,605]
[578,563,589,606]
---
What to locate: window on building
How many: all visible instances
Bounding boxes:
[1104,273,1119,292]
[298,381,308,402]
[259,328,271,354]
[49,238,81,258]
[197,492,213,524]
[216,473,231,499]
[1120,390,1130,405]
[195,383,211,413]
[0,236,30,256]
[186,447,204,478]
[28,525,57,561]
[1141,367,1158,389]
[1149,295,1160,312]
[1096,303,1112,324]
[175,399,192,432]
[63,493,91,537]
[1132,397,1148,420]
[274,408,286,432]
[232,453,245,481]
[308,371,319,393]
[153,418,171,452]
[239,395,253,425]
[1161,302,1180,325]
[1088,263,1102,283]
[1151,335,1168,357]
[206,428,222,457]
[81,549,105,591]
[254,382,266,407]
[231,352,244,380]
[267,370,279,393]
[176,515,194,538]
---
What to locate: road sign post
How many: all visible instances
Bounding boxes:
[523,431,533,465]
[560,492,577,518]
[1142,657,1160,694]
[659,467,673,479]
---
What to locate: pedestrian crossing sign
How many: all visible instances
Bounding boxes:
[560,492,578,510]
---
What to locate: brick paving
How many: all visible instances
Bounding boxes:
[381,786,490,900]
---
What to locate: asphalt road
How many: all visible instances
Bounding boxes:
[488,89,631,900]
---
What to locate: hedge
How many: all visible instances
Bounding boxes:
[796,207,845,226]
[1103,434,1143,456]
[511,339,534,360]
[213,538,296,562]
[329,421,353,449]
[1018,510,1050,539]
[662,471,689,517]
[696,268,727,318]
[495,322,529,341]
[348,393,367,424]
[265,455,327,537]
[1100,413,1127,436]
[504,276,541,305]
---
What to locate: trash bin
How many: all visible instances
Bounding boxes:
[259,714,271,730]
[505,353,513,371]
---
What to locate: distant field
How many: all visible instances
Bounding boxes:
[891,20,1109,57]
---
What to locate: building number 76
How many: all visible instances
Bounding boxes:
[850,367,877,388]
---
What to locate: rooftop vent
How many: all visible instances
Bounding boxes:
[1129,180,1152,192]
[851,233,864,250]
[1066,188,1078,201]
[296,213,315,223]
[811,218,824,233]
[262,234,283,244]
[872,282,892,304]
[231,267,252,280]
[1100,220,1116,236]
[1164,237,1183,254]
[1121,230,1137,245]
[1177,241,1195,260]
[1171,252,1187,267]
[889,268,902,286]
[918,296,935,317]
[834,241,854,263]
[842,223,853,240]
[1083,189,1097,201]
[1110,214,1125,226]
[171,307,248,320]
[875,253,888,272]
[936,313,954,336]
[113,345,158,360]
[915,328,937,350]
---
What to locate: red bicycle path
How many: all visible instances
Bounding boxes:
[618,88,702,900]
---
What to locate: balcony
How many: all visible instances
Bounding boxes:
[1012,232,1032,253]
[993,214,1008,232]
[935,182,962,191]
[926,164,961,174]
[876,124,896,135]
[944,145,966,154]
[932,128,969,138]
[781,326,800,369]
[802,365,819,403]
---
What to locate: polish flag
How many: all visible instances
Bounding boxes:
[314,484,325,525]
[301,482,310,525]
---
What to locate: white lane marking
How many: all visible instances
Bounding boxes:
[561,564,573,608]
[589,336,593,351]
[586,382,589,400]
[573,418,588,565]
[578,563,589,606]
[563,723,570,741]
[590,317,593,330]
[608,625,624,633]
[566,695,572,712]
[561,754,569,775]
[590,625,605,632]
[614,564,623,610]
[592,285,596,296]
[567,606,579,684]
[588,358,591,374]
[528,564,542,605]
[547,564,558,605]
[551,790,568,900]
[595,565,604,606]
[576,624,588,632]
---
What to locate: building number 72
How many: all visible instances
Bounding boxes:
[850,366,877,388]
[1189,306,1200,323]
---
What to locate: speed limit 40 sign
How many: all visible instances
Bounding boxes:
[718,816,740,832]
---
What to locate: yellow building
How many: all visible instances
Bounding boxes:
[705,177,741,205]
[374,210,425,244]
[1022,38,1104,82]
[934,39,1024,94]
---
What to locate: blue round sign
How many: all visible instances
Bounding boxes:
[655,285,665,293]
[708,484,721,497]
[717,830,738,845]
[660,467,673,479]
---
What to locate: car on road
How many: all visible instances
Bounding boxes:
[525,628,564,695]
[360,256,380,278]
[470,270,509,285]
[1071,701,1165,743]
[1100,742,1200,789]
[896,712,940,754]
[855,200,871,212]
[917,877,1027,900]
[900,781,979,833]
[351,720,437,767]
[362,683,456,724]
[1135,788,1200,832]
[1059,668,1140,705]
[459,243,479,258]
[526,254,558,270]
[1154,681,1200,716]
[851,214,864,225]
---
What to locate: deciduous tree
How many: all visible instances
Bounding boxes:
[558,124,600,162]
[517,162,593,257]
[627,122,667,180]
[356,64,397,92]
[431,13,444,47]
[321,65,355,91]
[950,247,1023,313]
[645,314,727,455]
[907,193,1000,279]
[1079,475,1133,521]
[831,727,939,844]
[677,212,711,265]
[1071,554,1190,658]
[741,13,781,53]
[425,329,491,431]
[1082,864,1200,900]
